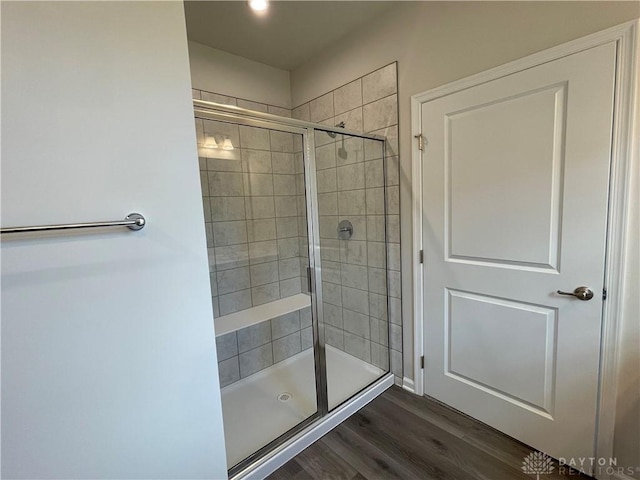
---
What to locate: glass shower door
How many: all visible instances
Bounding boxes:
[194,112,321,472]
[311,129,390,410]
[193,100,392,476]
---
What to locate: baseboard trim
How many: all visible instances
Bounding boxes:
[402,377,416,394]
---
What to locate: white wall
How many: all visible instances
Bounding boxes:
[290,1,639,474]
[1,2,227,478]
[189,40,291,108]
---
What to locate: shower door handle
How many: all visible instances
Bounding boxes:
[306,267,313,293]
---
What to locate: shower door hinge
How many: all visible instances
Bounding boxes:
[414,133,424,151]
[420,356,425,369]
[419,250,424,264]
[602,287,607,300]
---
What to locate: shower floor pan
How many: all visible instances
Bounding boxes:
[221,345,384,468]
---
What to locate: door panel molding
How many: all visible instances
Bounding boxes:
[410,20,639,479]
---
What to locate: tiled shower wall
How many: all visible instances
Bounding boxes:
[193,89,305,316]
[291,63,402,383]
[214,307,313,387]
[194,61,402,386]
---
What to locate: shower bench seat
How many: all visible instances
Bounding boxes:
[214,293,311,337]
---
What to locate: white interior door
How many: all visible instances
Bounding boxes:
[421,42,616,464]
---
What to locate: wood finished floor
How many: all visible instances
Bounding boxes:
[267,386,591,480]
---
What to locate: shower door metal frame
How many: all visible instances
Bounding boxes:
[194,106,330,474]
[194,101,393,478]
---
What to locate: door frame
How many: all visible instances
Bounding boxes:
[410,20,639,477]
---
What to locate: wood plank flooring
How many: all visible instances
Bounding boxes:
[267,386,591,480]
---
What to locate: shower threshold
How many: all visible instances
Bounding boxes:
[221,345,385,470]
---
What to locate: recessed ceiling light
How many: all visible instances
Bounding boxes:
[249,0,268,13]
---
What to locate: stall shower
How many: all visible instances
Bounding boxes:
[194,99,393,477]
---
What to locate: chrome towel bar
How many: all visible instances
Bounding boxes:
[0,213,146,235]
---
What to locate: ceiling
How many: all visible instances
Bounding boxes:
[184,1,396,71]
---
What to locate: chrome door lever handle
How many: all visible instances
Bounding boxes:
[557,286,594,301]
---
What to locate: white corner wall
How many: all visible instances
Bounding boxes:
[1,2,227,478]
[290,1,639,474]
[188,40,291,108]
